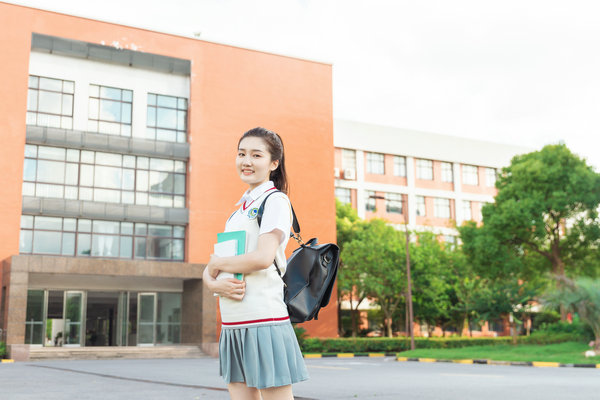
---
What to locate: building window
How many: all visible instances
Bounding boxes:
[434,198,451,219]
[146,93,188,143]
[441,162,453,182]
[462,165,479,186]
[444,235,457,249]
[88,84,133,136]
[335,187,351,204]
[342,149,356,171]
[366,152,385,174]
[19,215,185,261]
[416,195,426,216]
[463,200,472,221]
[365,190,376,211]
[22,144,186,208]
[486,168,497,187]
[26,75,74,129]
[393,156,406,177]
[385,193,403,214]
[416,159,433,180]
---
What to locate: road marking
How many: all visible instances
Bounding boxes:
[453,359,474,364]
[308,365,351,370]
[418,358,437,362]
[337,353,354,358]
[441,373,504,378]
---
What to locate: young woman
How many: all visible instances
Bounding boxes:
[203,127,308,400]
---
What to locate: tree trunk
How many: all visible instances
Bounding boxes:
[552,248,568,322]
[351,309,358,337]
[510,315,518,345]
[594,335,600,353]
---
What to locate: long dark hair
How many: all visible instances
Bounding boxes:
[238,127,288,194]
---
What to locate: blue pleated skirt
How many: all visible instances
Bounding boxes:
[219,321,309,389]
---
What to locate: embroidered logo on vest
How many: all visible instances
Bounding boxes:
[247,207,259,219]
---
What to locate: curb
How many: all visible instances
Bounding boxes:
[1,359,15,363]
[396,357,600,369]
[303,352,397,359]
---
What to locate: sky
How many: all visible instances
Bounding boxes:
[7,0,600,169]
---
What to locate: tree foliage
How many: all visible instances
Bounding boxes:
[342,218,405,337]
[460,144,600,321]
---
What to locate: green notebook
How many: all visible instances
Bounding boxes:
[216,230,246,280]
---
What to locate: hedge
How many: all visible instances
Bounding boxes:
[0,342,5,358]
[300,332,584,353]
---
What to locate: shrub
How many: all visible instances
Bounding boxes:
[300,332,583,353]
[534,320,593,341]
[0,341,6,358]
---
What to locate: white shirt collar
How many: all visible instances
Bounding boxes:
[235,181,276,206]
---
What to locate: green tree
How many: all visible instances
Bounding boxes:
[342,218,405,337]
[480,144,600,319]
[410,232,452,336]
[460,221,541,342]
[336,200,368,337]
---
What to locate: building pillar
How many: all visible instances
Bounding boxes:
[355,150,366,219]
[453,162,464,225]
[4,258,30,361]
[181,276,217,357]
[406,156,416,228]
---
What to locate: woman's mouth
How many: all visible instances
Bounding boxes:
[242,169,254,176]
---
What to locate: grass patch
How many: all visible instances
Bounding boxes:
[400,341,600,364]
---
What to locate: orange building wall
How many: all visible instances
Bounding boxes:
[0,3,337,337]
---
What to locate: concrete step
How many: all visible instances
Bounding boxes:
[28,345,208,360]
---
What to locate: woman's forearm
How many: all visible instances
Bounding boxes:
[212,232,280,274]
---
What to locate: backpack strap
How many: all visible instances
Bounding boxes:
[257,191,300,235]
[256,190,300,282]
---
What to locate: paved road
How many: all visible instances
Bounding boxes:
[1,357,600,399]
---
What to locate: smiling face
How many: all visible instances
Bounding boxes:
[236,136,280,190]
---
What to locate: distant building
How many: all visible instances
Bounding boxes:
[334,119,530,336]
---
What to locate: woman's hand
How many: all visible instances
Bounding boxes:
[203,262,246,301]
[212,278,246,301]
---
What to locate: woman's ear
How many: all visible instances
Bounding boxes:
[270,159,280,171]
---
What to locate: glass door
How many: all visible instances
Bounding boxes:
[63,291,84,346]
[137,293,156,346]
[25,290,45,346]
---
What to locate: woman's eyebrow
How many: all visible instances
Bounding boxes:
[238,148,265,153]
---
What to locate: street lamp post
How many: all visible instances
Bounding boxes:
[369,194,415,349]
[403,221,415,350]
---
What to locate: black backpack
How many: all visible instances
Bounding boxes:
[257,191,340,323]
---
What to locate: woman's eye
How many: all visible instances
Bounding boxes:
[253,154,261,158]
[237,152,245,157]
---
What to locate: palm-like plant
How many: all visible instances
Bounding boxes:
[543,277,600,352]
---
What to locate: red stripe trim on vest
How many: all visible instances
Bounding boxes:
[221,316,289,326]
[242,187,277,211]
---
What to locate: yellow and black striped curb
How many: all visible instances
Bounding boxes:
[396,356,600,369]
[1,359,15,363]
[303,352,397,359]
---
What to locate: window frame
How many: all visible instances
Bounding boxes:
[416,159,433,180]
[462,165,479,186]
[366,152,385,175]
[434,197,451,219]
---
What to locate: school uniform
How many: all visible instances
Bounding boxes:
[218,180,309,389]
